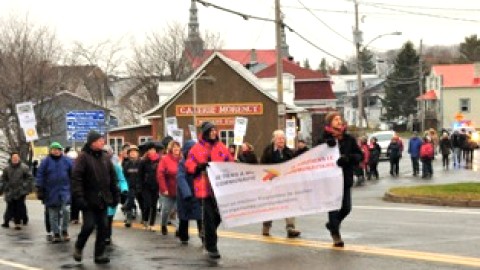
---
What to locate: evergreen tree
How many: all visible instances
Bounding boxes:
[338,62,350,75]
[318,58,328,74]
[303,58,311,69]
[383,41,420,121]
[359,48,376,73]
[459,34,480,62]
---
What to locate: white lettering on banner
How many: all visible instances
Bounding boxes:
[207,144,343,228]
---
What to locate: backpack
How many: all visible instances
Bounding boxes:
[420,143,434,159]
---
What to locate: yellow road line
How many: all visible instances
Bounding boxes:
[0,259,42,270]
[113,221,480,268]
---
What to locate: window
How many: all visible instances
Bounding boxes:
[108,137,124,155]
[138,136,153,145]
[460,98,470,112]
[219,130,234,147]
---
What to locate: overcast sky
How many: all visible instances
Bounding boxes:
[1,0,479,68]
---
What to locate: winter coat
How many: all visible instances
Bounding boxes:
[439,138,452,156]
[237,151,258,164]
[157,153,181,197]
[360,144,370,169]
[368,142,381,165]
[260,144,295,164]
[294,146,310,157]
[387,141,402,160]
[108,161,129,217]
[317,130,363,188]
[138,154,161,194]
[185,136,233,199]
[420,142,434,160]
[71,145,120,210]
[451,133,463,148]
[122,159,141,193]
[35,155,73,207]
[177,140,201,221]
[0,162,34,202]
[408,137,423,158]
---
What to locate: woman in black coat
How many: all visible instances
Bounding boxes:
[318,112,363,247]
[237,142,258,164]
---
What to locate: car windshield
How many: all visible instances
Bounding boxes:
[375,134,394,141]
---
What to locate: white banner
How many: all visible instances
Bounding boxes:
[171,129,184,147]
[166,117,178,137]
[16,102,37,128]
[207,144,343,228]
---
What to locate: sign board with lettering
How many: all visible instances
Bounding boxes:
[16,102,37,128]
[176,103,263,117]
[195,117,235,127]
[285,119,296,149]
[165,117,178,136]
[234,117,248,146]
[23,124,38,142]
[66,110,106,141]
[188,125,197,141]
[171,128,184,147]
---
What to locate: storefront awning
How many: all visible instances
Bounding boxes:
[416,89,438,101]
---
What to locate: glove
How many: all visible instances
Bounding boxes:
[336,155,350,167]
[36,187,44,201]
[110,194,120,208]
[326,138,337,147]
[195,163,208,175]
[76,197,88,211]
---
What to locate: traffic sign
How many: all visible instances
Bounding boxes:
[66,110,106,141]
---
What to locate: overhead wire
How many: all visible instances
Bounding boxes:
[360,2,480,12]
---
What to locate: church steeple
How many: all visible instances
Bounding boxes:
[186,0,204,57]
[280,24,290,58]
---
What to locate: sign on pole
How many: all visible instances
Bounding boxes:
[233,117,248,146]
[23,124,38,142]
[171,129,184,147]
[285,119,296,149]
[188,125,197,141]
[166,117,178,137]
[16,102,36,128]
[66,110,106,141]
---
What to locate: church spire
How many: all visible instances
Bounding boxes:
[186,0,204,57]
[280,24,290,58]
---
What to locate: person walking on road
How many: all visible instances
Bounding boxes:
[356,137,369,186]
[420,136,435,179]
[387,136,402,177]
[0,152,34,230]
[71,130,120,264]
[122,145,141,227]
[439,133,452,170]
[260,130,302,238]
[367,137,381,180]
[157,140,182,236]
[450,130,463,167]
[36,142,73,243]
[318,112,363,247]
[138,142,162,230]
[408,132,423,176]
[185,122,233,260]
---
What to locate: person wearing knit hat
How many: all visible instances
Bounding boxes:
[200,121,216,141]
[318,111,363,248]
[86,130,103,146]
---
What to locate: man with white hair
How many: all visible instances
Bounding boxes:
[260,129,301,238]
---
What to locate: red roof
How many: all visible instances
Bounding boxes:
[416,89,438,101]
[432,64,480,88]
[256,59,328,79]
[190,49,277,69]
[294,81,336,100]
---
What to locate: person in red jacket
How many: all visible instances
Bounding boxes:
[185,122,233,260]
[157,140,182,235]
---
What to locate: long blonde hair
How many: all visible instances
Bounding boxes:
[166,140,181,155]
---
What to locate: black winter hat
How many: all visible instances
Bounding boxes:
[86,130,103,146]
[161,136,173,149]
[201,121,215,136]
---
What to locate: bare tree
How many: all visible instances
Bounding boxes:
[0,15,63,158]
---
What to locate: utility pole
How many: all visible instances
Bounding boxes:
[354,0,364,129]
[419,39,424,132]
[275,0,285,130]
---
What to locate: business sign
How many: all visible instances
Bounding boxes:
[195,117,236,127]
[176,103,263,116]
[16,102,36,128]
[66,110,105,141]
[207,144,342,228]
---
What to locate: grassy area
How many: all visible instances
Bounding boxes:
[389,183,480,201]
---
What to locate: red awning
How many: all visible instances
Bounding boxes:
[416,89,438,101]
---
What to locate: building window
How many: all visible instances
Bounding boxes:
[460,98,470,112]
[138,136,153,145]
[219,130,234,147]
[109,137,124,155]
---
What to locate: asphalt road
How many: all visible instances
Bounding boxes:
[0,149,479,270]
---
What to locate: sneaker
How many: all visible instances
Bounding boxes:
[73,247,83,262]
[94,254,110,264]
[287,228,301,238]
[125,220,132,228]
[208,251,221,260]
[52,234,62,243]
[161,226,168,235]
[331,233,344,247]
[62,231,70,242]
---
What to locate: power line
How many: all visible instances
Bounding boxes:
[361,2,480,12]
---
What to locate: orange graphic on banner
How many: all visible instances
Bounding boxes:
[262,169,280,182]
[176,103,263,116]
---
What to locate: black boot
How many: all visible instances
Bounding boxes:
[94,254,110,264]
[161,225,168,235]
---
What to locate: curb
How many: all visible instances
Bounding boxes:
[383,192,480,208]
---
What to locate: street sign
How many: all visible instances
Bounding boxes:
[66,110,106,141]
[16,102,36,128]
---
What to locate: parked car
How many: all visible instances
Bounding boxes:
[368,131,395,158]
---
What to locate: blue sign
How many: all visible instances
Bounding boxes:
[66,110,106,141]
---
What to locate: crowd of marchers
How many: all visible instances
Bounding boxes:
[1,112,475,265]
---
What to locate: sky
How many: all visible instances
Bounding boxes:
[0,0,479,69]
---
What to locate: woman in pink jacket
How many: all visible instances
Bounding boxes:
[157,140,182,235]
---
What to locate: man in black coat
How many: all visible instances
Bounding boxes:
[261,130,301,238]
[318,112,363,247]
[71,130,119,264]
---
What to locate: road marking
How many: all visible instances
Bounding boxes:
[113,221,480,268]
[0,259,42,270]
[355,205,480,215]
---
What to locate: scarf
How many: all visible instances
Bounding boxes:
[324,125,346,140]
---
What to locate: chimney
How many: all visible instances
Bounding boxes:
[249,49,258,65]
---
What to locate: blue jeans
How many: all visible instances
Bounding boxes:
[453,147,461,165]
[160,196,177,226]
[48,203,70,234]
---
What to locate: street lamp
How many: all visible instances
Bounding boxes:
[354,28,402,128]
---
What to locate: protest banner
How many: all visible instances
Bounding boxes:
[165,117,178,136]
[207,144,342,228]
